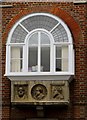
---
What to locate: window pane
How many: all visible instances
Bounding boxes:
[56,46,68,72]
[28,47,38,72]
[56,59,61,71]
[11,59,22,72]
[56,47,61,58]
[62,46,68,71]
[56,46,61,71]
[29,33,38,45]
[41,32,50,45]
[10,47,23,72]
[41,47,50,72]
[11,47,23,59]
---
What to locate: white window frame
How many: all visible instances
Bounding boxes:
[5,13,74,81]
[25,29,53,74]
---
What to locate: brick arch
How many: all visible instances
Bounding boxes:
[4,7,82,45]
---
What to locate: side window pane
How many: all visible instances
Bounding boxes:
[41,47,50,72]
[56,46,61,71]
[56,47,61,58]
[10,47,23,72]
[28,47,38,72]
[62,46,68,71]
[56,59,61,71]
[56,46,68,72]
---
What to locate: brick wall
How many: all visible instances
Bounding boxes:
[1,2,87,120]
[0,7,2,120]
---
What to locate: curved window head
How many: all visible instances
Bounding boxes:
[5,13,74,81]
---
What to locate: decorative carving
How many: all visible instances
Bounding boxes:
[51,85,64,100]
[11,81,69,105]
[14,84,28,100]
[31,84,47,100]
[17,86,25,98]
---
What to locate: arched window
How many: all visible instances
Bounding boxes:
[5,13,74,81]
[28,31,51,72]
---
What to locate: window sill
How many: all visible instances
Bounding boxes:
[5,72,74,82]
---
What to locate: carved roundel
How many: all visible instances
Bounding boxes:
[31,84,47,100]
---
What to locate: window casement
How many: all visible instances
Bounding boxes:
[5,13,74,81]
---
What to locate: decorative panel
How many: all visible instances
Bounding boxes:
[11,80,69,105]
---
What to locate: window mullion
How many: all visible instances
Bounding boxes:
[23,45,27,72]
[54,45,56,72]
[69,44,73,73]
[38,32,41,72]
[50,41,53,73]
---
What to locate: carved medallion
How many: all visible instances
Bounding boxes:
[31,84,47,100]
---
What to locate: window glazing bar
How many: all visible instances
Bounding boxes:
[38,32,41,72]
[19,23,30,34]
[50,23,60,33]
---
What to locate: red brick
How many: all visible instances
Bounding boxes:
[2,2,87,120]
